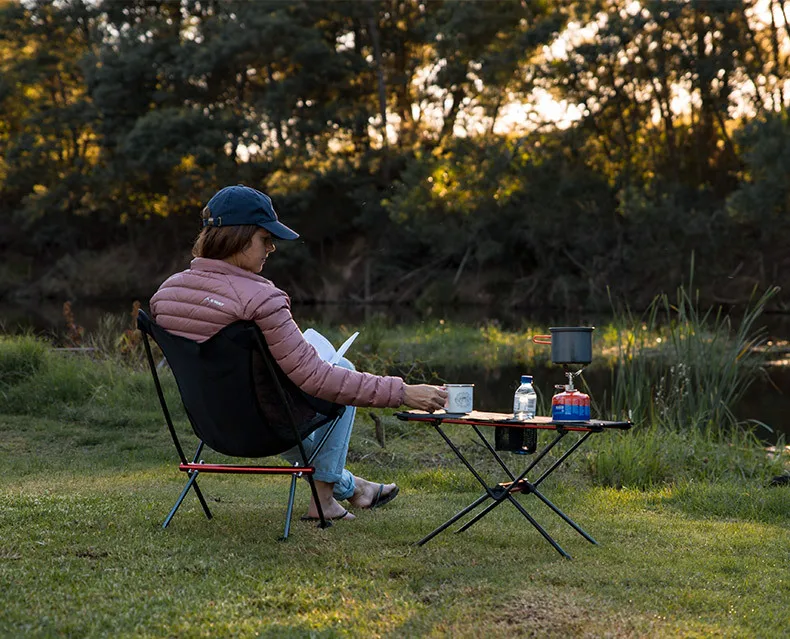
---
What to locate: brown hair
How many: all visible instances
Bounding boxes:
[192,206,259,259]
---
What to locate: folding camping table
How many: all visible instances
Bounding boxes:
[395,410,632,559]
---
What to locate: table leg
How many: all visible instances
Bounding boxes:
[471,425,516,480]
[456,429,596,549]
[432,423,501,501]
[454,430,568,534]
[416,493,491,546]
[522,482,598,545]
[473,426,568,480]
[430,424,572,558]
[533,432,593,488]
[504,492,571,559]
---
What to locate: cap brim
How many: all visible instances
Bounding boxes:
[260,220,299,240]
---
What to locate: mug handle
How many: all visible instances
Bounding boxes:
[532,334,551,345]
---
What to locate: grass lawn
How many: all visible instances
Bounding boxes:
[2,409,789,638]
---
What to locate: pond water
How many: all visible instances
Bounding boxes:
[2,299,789,443]
[443,363,790,445]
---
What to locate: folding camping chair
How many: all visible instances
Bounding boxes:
[137,310,345,539]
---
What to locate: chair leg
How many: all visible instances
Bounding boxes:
[306,475,331,529]
[187,442,212,522]
[163,470,212,528]
[280,474,299,541]
[191,481,213,521]
[163,471,198,528]
[293,414,343,532]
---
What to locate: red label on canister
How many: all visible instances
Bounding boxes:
[552,389,590,421]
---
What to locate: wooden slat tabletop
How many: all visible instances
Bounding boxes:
[395,410,631,430]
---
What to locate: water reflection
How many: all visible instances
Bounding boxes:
[1,299,137,335]
[439,363,789,445]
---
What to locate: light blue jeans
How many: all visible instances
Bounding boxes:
[281,358,357,501]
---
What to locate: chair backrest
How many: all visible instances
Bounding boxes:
[137,310,341,458]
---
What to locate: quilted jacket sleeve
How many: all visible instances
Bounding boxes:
[247,287,405,408]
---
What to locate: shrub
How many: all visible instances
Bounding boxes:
[587,424,785,489]
[0,335,181,422]
[0,335,48,388]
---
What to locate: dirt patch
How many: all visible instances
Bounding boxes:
[73,548,110,560]
[483,589,659,638]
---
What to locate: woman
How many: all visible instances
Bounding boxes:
[150,185,447,522]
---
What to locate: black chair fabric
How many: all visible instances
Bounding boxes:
[137,311,343,458]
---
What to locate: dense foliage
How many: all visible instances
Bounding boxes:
[1,0,789,310]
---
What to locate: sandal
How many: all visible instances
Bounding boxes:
[300,509,352,522]
[367,484,399,509]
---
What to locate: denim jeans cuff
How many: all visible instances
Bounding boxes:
[311,471,355,501]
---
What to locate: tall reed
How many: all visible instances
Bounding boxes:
[598,278,779,437]
[583,274,786,488]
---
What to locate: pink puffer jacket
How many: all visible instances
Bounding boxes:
[150,258,405,408]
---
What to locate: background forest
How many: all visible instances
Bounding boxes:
[1,0,789,312]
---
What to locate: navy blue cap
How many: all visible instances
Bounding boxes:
[203,185,299,240]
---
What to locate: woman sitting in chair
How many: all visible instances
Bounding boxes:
[150,185,447,522]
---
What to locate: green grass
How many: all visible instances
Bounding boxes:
[2,408,789,638]
[2,283,789,637]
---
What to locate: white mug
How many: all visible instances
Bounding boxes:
[445,384,474,413]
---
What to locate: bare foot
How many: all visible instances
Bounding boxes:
[305,480,355,520]
[305,496,355,520]
[347,476,399,509]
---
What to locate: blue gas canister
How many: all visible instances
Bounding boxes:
[551,387,591,422]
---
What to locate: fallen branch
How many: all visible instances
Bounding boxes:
[369,412,385,448]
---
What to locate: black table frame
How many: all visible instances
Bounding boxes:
[395,412,632,559]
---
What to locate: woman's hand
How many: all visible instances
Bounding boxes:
[403,384,448,412]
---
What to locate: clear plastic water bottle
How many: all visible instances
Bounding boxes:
[513,375,537,421]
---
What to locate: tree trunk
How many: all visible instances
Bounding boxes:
[367,4,390,182]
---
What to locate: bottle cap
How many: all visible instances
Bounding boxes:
[521,375,532,383]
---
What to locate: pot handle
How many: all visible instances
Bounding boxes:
[532,334,551,345]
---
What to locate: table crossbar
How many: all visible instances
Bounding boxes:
[397,411,631,559]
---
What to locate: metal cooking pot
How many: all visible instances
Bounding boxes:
[532,327,594,364]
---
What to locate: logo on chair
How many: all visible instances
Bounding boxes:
[203,297,225,307]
